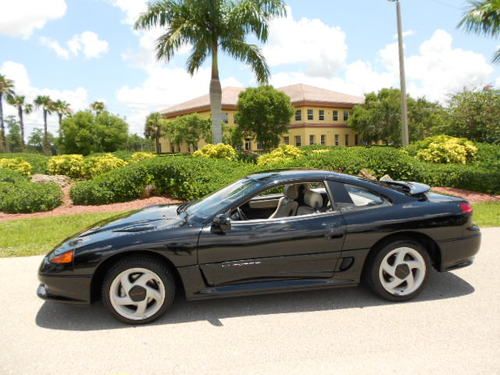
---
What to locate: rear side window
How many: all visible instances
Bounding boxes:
[345,184,385,207]
[328,181,388,211]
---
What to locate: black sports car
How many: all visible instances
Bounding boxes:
[37,170,481,324]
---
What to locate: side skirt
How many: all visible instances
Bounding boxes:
[189,277,358,301]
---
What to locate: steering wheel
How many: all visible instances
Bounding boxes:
[237,207,248,220]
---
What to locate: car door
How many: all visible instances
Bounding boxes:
[196,209,346,286]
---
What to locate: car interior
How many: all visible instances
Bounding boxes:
[230,182,332,221]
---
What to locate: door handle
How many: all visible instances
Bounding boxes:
[326,225,344,239]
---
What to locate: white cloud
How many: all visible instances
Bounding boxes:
[116,65,242,134]
[108,0,148,25]
[0,61,89,136]
[39,31,109,60]
[271,29,495,103]
[0,0,67,38]
[263,6,347,77]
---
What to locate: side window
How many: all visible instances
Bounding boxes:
[345,184,385,207]
[329,181,387,211]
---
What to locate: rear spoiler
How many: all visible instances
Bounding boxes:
[383,181,431,196]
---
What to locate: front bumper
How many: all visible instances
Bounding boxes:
[438,229,481,272]
[37,273,92,304]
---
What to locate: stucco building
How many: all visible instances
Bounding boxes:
[159,83,364,153]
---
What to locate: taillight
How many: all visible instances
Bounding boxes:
[459,202,473,214]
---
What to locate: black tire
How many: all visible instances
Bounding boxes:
[102,255,176,324]
[364,239,431,302]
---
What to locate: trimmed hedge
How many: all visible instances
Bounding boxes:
[71,156,259,205]
[0,168,63,213]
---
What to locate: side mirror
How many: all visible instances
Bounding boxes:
[212,213,231,233]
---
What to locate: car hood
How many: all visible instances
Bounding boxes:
[52,205,185,254]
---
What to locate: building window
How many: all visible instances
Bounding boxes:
[335,134,339,146]
[333,110,339,121]
[222,112,229,124]
[309,134,315,145]
[319,109,325,121]
[343,110,350,122]
[345,134,349,146]
[295,110,302,121]
[355,134,359,145]
[244,138,251,151]
[284,136,290,145]
[295,136,302,147]
[320,134,326,145]
[307,109,314,120]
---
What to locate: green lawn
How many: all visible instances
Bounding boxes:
[0,203,499,258]
[472,202,500,228]
[0,212,125,257]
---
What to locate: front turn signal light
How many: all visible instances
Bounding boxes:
[50,250,74,264]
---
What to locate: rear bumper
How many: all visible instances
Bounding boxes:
[37,273,91,304]
[438,228,481,272]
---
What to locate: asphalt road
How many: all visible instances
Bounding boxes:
[0,228,499,375]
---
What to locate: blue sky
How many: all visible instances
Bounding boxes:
[1,0,498,136]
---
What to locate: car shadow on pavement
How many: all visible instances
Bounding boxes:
[35,270,474,331]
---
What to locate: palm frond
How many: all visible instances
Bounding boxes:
[458,0,500,37]
[220,39,270,84]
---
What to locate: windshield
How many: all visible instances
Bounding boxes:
[185,178,264,219]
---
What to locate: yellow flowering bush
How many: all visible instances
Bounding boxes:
[0,158,33,175]
[131,152,156,163]
[83,154,128,178]
[257,145,304,167]
[193,143,237,161]
[416,135,478,164]
[48,155,85,178]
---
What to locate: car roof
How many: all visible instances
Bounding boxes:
[247,169,362,183]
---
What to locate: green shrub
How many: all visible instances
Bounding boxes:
[474,143,500,170]
[71,156,258,204]
[0,168,28,183]
[0,153,49,174]
[130,152,156,163]
[257,145,303,167]
[48,155,85,178]
[193,143,237,161]
[83,154,128,178]
[0,180,62,213]
[0,158,32,175]
[413,135,478,164]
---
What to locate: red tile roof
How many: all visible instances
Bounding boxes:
[160,83,364,117]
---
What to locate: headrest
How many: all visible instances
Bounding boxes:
[304,190,323,209]
[284,184,300,200]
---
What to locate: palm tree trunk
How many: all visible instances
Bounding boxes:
[43,109,49,155]
[209,45,223,144]
[155,125,161,154]
[0,93,6,152]
[18,105,25,149]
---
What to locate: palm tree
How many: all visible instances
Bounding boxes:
[458,0,500,62]
[135,0,286,144]
[34,95,54,154]
[90,101,106,115]
[0,74,15,152]
[7,95,33,149]
[53,100,71,128]
[145,112,164,153]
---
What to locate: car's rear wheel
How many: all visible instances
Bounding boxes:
[365,240,430,302]
[102,256,175,324]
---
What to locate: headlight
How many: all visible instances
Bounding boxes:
[48,249,74,264]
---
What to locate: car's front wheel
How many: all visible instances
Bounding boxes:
[102,256,175,324]
[365,240,430,302]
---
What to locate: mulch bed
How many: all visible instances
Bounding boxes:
[432,187,500,203]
